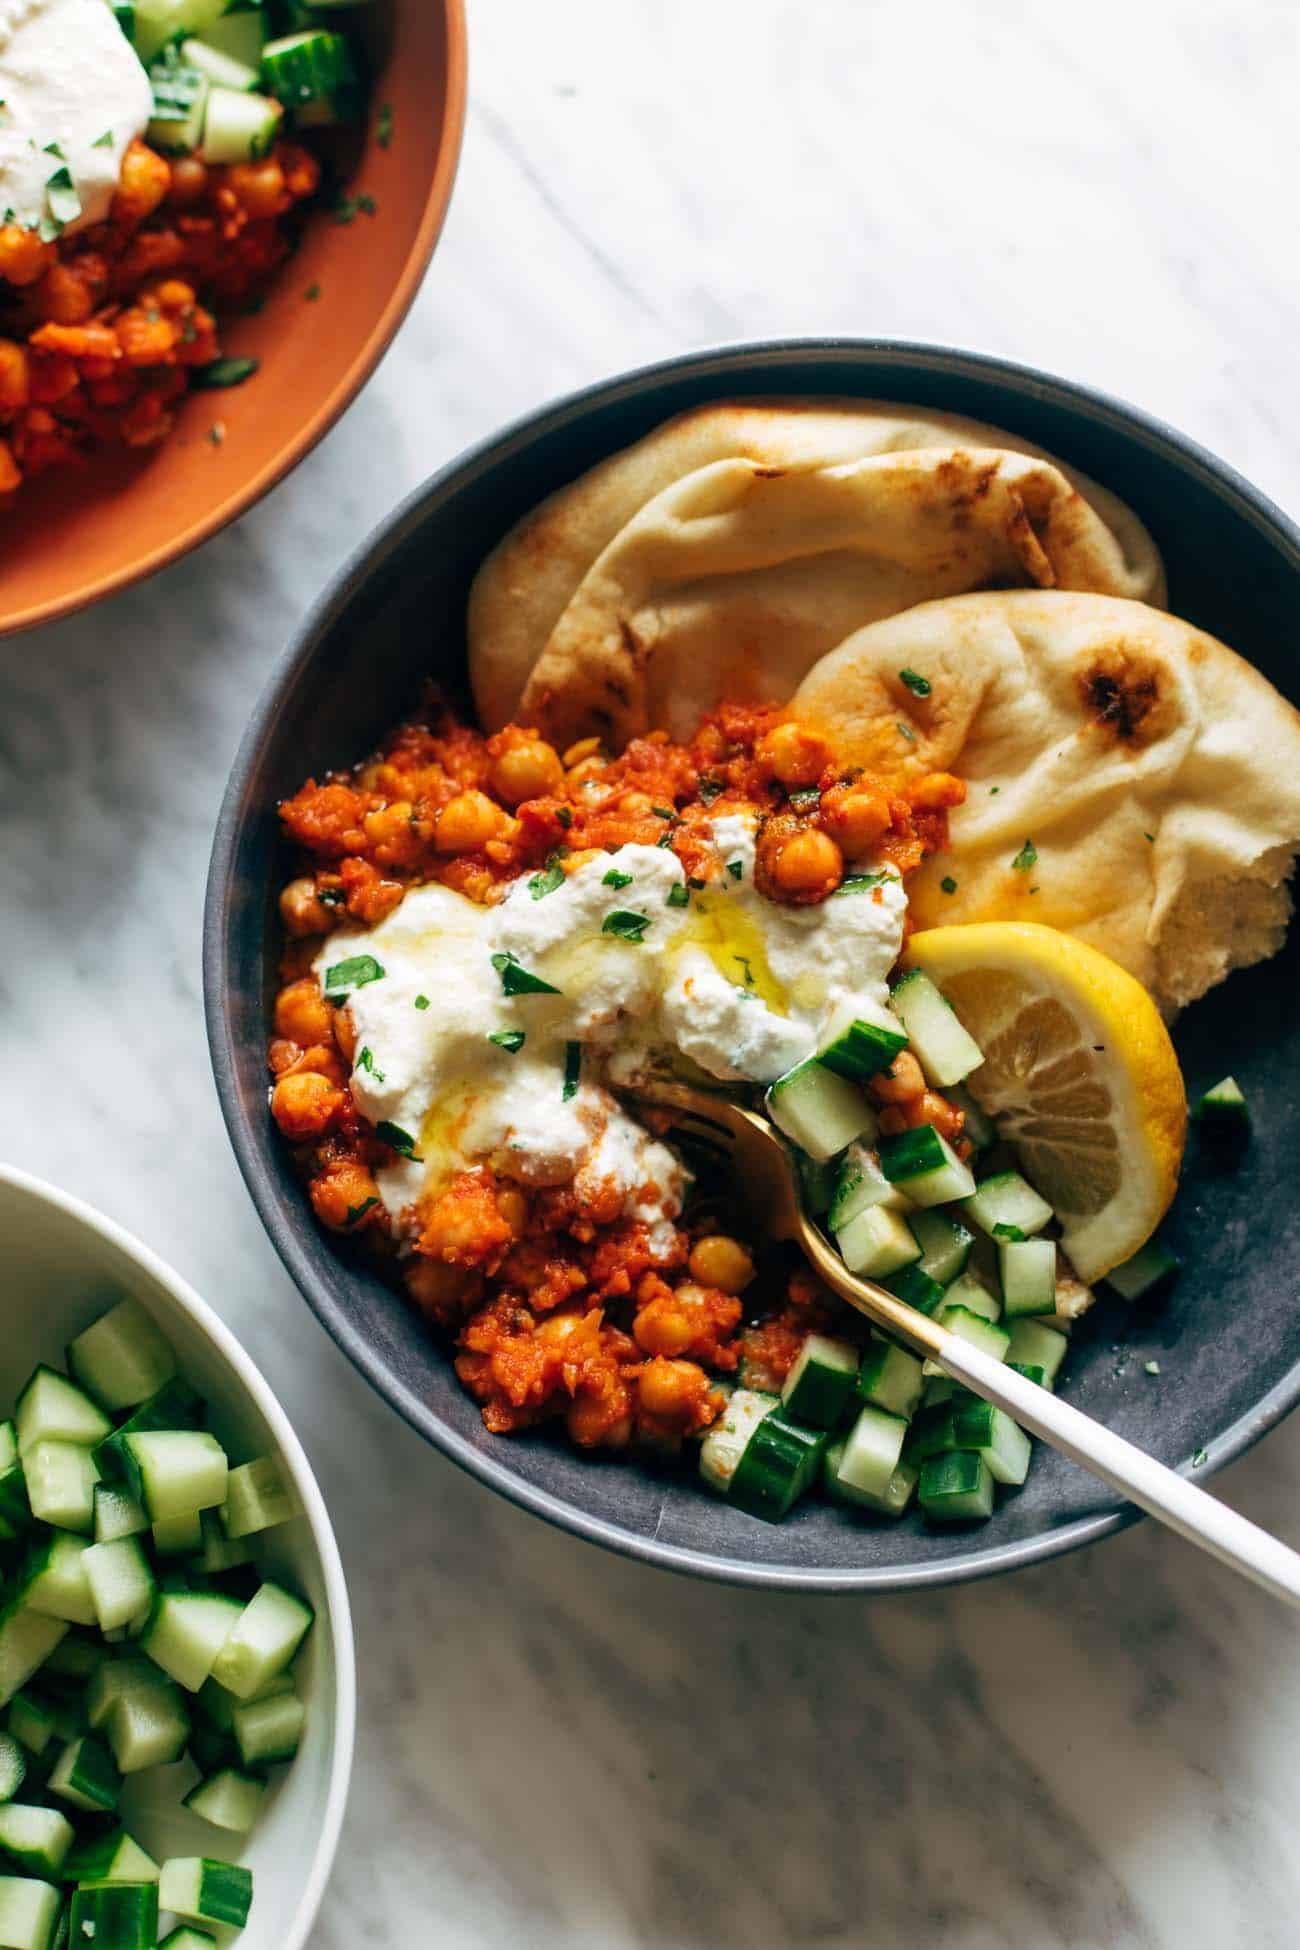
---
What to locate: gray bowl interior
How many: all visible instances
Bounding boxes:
[206,341,1300,1589]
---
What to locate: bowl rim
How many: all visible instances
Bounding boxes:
[0,0,468,641]
[203,334,1300,1593]
[0,1160,357,1943]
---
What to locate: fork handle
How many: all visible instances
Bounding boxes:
[942,1339,1300,1607]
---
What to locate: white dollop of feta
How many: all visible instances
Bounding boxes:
[317,821,906,1239]
[0,0,151,234]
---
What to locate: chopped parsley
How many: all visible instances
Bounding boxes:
[377,101,394,147]
[555,806,573,830]
[733,955,756,989]
[787,787,820,812]
[602,910,651,943]
[1144,1360,1161,1377]
[356,193,377,216]
[305,282,321,302]
[375,1120,421,1161]
[833,871,888,897]
[528,859,566,900]
[42,141,65,158]
[989,785,1000,795]
[651,805,675,820]
[562,1041,581,1102]
[191,356,259,390]
[1191,1446,1208,1467]
[940,875,958,894]
[44,165,80,230]
[656,829,675,848]
[490,951,560,997]
[726,859,744,881]
[356,1046,386,1084]
[92,129,115,148]
[322,953,385,1000]
[698,778,724,803]
[687,876,706,890]
[488,1029,525,1053]
[414,994,430,1011]
[344,1196,379,1225]
[1144,831,1155,843]
[666,883,690,909]
[1011,839,1038,873]
[992,1222,1027,1242]
[896,722,917,743]
[899,668,931,697]
[602,867,634,890]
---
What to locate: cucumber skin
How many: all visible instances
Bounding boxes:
[728,1414,826,1521]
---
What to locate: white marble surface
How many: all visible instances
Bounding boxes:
[3,2,1300,1943]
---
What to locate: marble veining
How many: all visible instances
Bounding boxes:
[3,2,1299,1943]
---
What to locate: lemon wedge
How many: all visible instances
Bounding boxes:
[901,923,1186,1283]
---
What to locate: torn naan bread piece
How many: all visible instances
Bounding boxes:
[513,447,1163,749]
[792,589,1300,1014]
[468,396,1165,731]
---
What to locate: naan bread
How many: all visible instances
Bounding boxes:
[792,590,1300,1013]
[469,397,1165,732]
[512,447,1164,749]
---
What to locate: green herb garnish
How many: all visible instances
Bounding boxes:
[556,806,573,830]
[940,876,958,894]
[562,1041,581,1102]
[322,954,385,999]
[191,356,260,390]
[832,871,888,896]
[304,282,321,301]
[92,129,115,148]
[42,141,65,158]
[899,668,931,697]
[602,867,633,890]
[44,166,79,229]
[788,787,820,812]
[1011,839,1038,873]
[726,859,744,881]
[356,1046,386,1084]
[528,860,566,900]
[698,779,724,803]
[896,722,917,744]
[344,1196,379,1225]
[376,101,393,147]
[491,951,560,997]
[375,1121,421,1161]
[488,1029,525,1053]
[602,910,651,943]
[414,994,430,1011]
[666,884,690,908]
[1191,1446,1208,1467]
[651,805,675,820]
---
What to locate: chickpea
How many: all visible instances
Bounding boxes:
[310,1161,382,1232]
[406,1257,480,1322]
[496,1186,528,1234]
[910,771,966,812]
[274,978,333,1047]
[535,1311,585,1348]
[820,784,892,858]
[688,1234,755,1295]
[227,158,287,221]
[490,737,563,807]
[771,828,843,896]
[638,1357,707,1421]
[870,1049,925,1104]
[333,1007,357,1066]
[565,757,606,788]
[562,737,603,769]
[633,1299,694,1358]
[279,876,333,938]
[167,156,208,206]
[271,1070,344,1140]
[758,721,833,789]
[435,789,505,852]
[567,1388,631,1449]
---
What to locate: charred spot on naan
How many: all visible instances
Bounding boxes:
[1077,645,1175,747]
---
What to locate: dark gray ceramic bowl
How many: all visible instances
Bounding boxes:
[204,339,1300,1591]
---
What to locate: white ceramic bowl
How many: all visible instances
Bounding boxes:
[0,1164,355,1950]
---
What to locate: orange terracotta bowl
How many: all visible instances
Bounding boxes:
[0,0,467,637]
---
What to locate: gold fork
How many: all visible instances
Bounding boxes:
[630,1076,1300,1606]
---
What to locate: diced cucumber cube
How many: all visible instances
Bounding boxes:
[180,35,259,90]
[883,1262,945,1316]
[951,1398,1033,1486]
[121,1433,227,1523]
[47,1734,120,1813]
[1009,1361,1048,1388]
[158,1929,219,1950]
[924,1304,1010,1378]
[15,1370,111,1457]
[0,1429,14,1476]
[827,1142,910,1233]
[159,1857,252,1931]
[1005,1318,1068,1388]
[878,1125,976,1207]
[1194,1074,1249,1135]
[0,1607,67,1710]
[201,84,284,163]
[0,1806,73,1879]
[856,1341,925,1419]
[961,1170,1053,1239]
[5,1693,56,1759]
[151,1510,203,1557]
[766,1060,875,1161]
[83,1540,156,1634]
[42,1635,101,1682]
[0,1466,35,1543]
[909,1208,975,1285]
[815,1010,907,1081]
[68,1301,176,1414]
[904,1401,959,1463]
[823,1439,917,1517]
[232,1687,305,1768]
[140,1594,242,1694]
[219,1457,299,1540]
[197,1512,252,1575]
[65,1827,158,1885]
[940,1269,1000,1323]
[889,969,984,1085]
[998,1237,1058,1318]
[0,1735,24,1806]
[20,1537,96,1628]
[832,1404,908,1502]
[1104,1237,1180,1302]
[23,1443,99,1534]
[209,1583,313,1702]
[93,1381,202,1484]
[834,1203,919,1279]
[728,1411,826,1522]
[68,1882,158,1950]
[698,1391,778,1495]
[85,1657,158,1731]
[779,1336,859,1429]
[104,1683,190,1775]
[182,1768,265,1834]
[94,1485,149,1545]
[200,2,266,65]
[0,1877,60,1950]
[918,1449,996,1521]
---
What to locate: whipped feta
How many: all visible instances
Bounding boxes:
[0,0,150,234]
[318,818,906,1240]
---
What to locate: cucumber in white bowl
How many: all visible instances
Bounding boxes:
[0,1167,353,1950]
